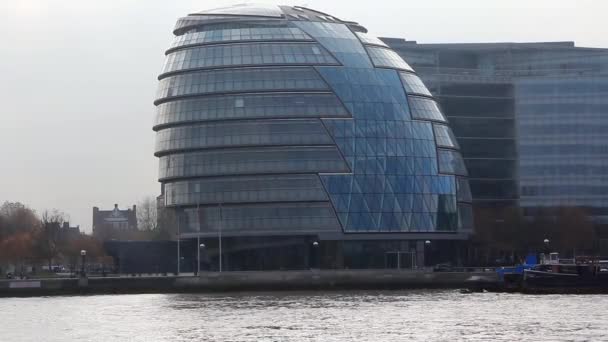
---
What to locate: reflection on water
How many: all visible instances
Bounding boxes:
[1,291,607,341]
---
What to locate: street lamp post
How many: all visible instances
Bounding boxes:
[176,213,180,275]
[542,238,550,264]
[198,243,205,274]
[312,241,319,269]
[196,203,201,276]
[424,240,431,269]
[80,250,87,278]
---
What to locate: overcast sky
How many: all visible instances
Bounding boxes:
[1,0,606,231]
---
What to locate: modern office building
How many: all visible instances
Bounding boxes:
[153,4,473,271]
[383,39,608,229]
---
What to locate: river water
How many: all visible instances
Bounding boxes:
[0,291,606,341]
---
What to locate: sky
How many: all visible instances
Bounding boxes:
[1,0,607,232]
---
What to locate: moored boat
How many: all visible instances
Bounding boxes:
[523,258,608,294]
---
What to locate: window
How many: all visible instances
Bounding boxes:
[400,72,432,96]
[433,124,459,149]
[155,67,329,103]
[366,46,414,71]
[154,119,333,154]
[408,96,446,122]
[154,93,349,127]
[437,149,468,176]
[164,174,328,206]
[169,26,312,51]
[159,146,350,179]
[355,32,388,47]
[161,42,338,75]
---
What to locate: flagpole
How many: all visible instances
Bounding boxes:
[197,203,200,275]
[219,203,223,273]
[177,211,180,275]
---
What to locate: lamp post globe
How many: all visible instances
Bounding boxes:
[80,250,87,277]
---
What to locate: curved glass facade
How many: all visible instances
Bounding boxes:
[160,42,338,75]
[154,93,349,128]
[154,119,334,154]
[155,67,328,103]
[168,26,312,52]
[154,4,472,271]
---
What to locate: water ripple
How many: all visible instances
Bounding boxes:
[1,291,608,341]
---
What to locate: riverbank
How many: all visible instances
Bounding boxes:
[0,269,499,297]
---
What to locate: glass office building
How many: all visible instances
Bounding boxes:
[154,4,472,271]
[383,39,608,234]
[517,76,608,221]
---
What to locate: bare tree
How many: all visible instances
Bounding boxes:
[0,201,39,239]
[156,206,176,240]
[37,209,67,270]
[137,196,158,232]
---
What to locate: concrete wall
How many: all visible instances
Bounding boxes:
[0,270,499,297]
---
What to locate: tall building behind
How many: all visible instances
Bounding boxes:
[153,4,472,271]
[383,39,608,227]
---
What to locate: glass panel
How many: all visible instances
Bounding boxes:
[195,4,283,17]
[173,16,242,35]
[316,67,410,120]
[367,46,414,71]
[155,67,328,103]
[155,119,333,154]
[159,146,349,180]
[294,21,373,68]
[155,93,349,127]
[355,32,388,47]
[399,72,432,96]
[165,174,328,206]
[161,42,338,74]
[170,27,312,51]
[433,124,459,149]
[456,177,472,203]
[458,203,474,231]
[437,149,468,176]
[408,96,447,122]
[178,202,341,234]
[436,194,458,231]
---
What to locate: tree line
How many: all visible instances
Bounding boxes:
[0,201,105,275]
[0,198,174,275]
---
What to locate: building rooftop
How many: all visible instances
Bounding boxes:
[381,39,608,53]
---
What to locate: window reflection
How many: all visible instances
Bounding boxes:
[161,42,338,75]
[159,146,349,179]
[155,67,329,103]
[155,93,349,127]
[155,119,333,153]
